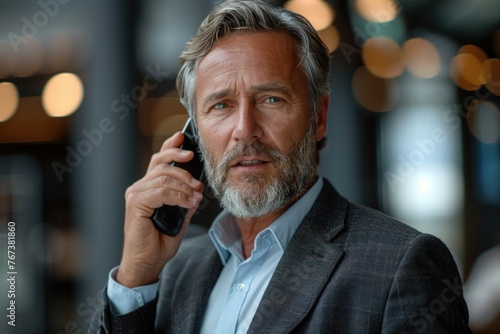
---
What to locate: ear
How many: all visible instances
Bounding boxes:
[315,94,329,142]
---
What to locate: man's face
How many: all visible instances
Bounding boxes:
[195,32,326,217]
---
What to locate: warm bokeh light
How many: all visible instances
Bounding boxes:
[450,44,490,91]
[402,38,441,79]
[284,0,335,31]
[317,25,340,54]
[483,58,500,96]
[0,40,17,79]
[467,100,500,144]
[355,0,398,23]
[352,66,398,112]
[362,37,404,79]
[13,38,44,78]
[0,82,19,122]
[460,45,488,64]
[460,45,489,84]
[449,53,484,91]
[42,73,84,117]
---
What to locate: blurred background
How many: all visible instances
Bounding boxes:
[0,0,499,333]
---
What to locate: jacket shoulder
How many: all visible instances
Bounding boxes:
[315,178,423,245]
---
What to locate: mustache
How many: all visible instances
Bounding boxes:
[215,141,287,172]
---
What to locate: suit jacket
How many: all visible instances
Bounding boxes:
[89,180,471,333]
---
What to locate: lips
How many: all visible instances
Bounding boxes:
[238,160,264,166]
[231,157,270,168]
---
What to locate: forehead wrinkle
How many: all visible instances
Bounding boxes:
[195,32,307,110]
[202,88,232,106]
[210,32,296,62]
[249,82,293,98]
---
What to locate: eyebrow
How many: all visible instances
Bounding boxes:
[250,83,292,96]
[202,89,232,107]
[201,82,292,107]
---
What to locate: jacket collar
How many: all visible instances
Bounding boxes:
[247,179,347,333]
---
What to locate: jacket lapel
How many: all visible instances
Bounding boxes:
[248,180,347,333]
[168,238,223,333]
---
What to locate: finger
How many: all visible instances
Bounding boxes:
[160,131,184,152]
[163,183,205,241]
[126,186,203,219]
[155,185,203,210]
[145,162,202,188]
[146,132,186,172]
[126,163,202,201]
[147,148,195,173]
[128,173,203,204]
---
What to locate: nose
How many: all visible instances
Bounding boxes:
[232,100,263,143]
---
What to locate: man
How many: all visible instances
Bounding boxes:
[89,1,471,333]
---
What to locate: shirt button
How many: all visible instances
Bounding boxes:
[236,283,245,291]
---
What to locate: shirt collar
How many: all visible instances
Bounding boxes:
[209,176,324,264]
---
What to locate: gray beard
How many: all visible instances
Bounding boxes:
[199,120,317,218]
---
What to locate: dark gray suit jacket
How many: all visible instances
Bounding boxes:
[89,180,471,333]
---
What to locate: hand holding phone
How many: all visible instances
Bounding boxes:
[150,117,204,236]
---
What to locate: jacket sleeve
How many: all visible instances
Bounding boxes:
[87,287,157,334]
[382,233,472,333]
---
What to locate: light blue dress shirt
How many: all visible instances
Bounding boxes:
[107,177,323,333]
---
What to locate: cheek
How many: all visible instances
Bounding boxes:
[268,117,310,151]
[199,125,228,157]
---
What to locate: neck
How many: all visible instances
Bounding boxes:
[235,210,286,259]
[235,175,318,259]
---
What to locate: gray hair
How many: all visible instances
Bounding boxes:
[176,0,330,127]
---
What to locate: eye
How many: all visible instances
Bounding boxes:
[266,96,282,103]
[213,102,229,110]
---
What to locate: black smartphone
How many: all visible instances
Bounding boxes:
[150,117,204,236]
